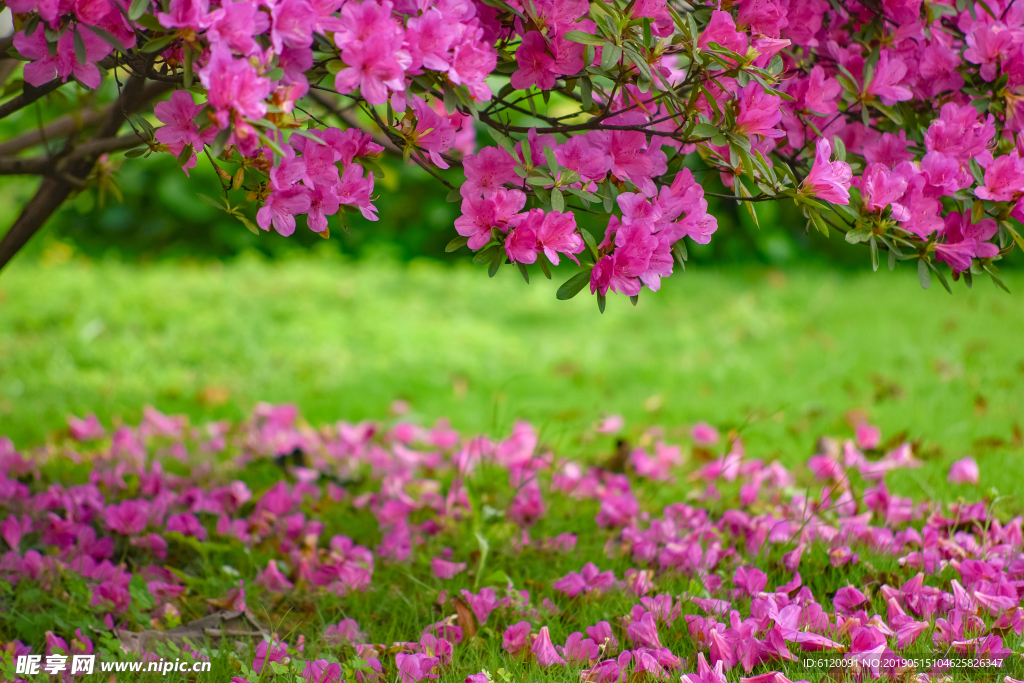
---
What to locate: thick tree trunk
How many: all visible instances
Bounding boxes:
[0,67,164,271]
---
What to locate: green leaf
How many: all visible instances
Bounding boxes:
[472,244,500,265]
[543,145,559,173]
[182,43,193,89]
[197,193,227,211]
[832,135,846,161]
[236,215,260,235]
[969,158,985,185]
[209,127,231,158]
[556,270,592,300]
[538,256,552,279]
[472,532,490,590]
[601,178,615,213]
[629,294,639,306]
[808,210,829,237]
[844,227,872,244]
[563,30,605,46]
[580,75,593,109]
[691,123,718,138]
[135,13,163,29]
[446,188,462,203]
[140,34,176,53]
[623,47,651,82]
[487,251,503,277]
[917,258,931,290]
[487,127,516,156]
[580,228,599,261]
[73,28,87,65]
[128,0,150,19]
[888,245,896,271]
[445,235,468,252]
[971,199,986,224]
[597,293,606,313]
[550,188,564,212]
[600,43,622,71]
[516,262,529,283]
[928,260,953,294]
[869,235,879,272]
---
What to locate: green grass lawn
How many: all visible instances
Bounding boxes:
[1,255,1022,508]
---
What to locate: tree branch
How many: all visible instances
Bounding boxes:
[0,81,170,156]
[0,109,108,156]
[0,134,146,175]
[0,61,162,271]
[0,79,67,121]
[307,90,401,156]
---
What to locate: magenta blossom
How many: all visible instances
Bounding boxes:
[801,138,852,204]
[532,626,566,666]
[104,500,151,535]
[395,652,439,683]
[948,457,979,485]
[431,557,467,579]
[503,621,532,655]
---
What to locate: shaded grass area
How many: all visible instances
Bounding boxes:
[0,256,1022,508]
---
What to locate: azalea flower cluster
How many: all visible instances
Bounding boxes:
[1,404,1022,683]
[4,0,1024,296]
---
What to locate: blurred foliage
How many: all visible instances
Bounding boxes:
[0,82,1018,269]
[0,148,942,268]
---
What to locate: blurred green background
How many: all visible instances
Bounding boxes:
[1,134,1023,511]
[2,151,897,267]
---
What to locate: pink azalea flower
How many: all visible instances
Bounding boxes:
[855,424,880,450]
[596,415,624,434]
[859,163,910,220]
[733,565,767,596]
[698,10,748,59]
[104,500,151,535]
[336,163,379,221]
[256,560,294,592]
[198,44,271,127]
[155,91,216,177]
[324,618,367,646]
[627,612,663,648]
[833,586,867,613]
[431,557,467,579]
[303,660,343,683]
[801,138,852,204]
[586,621,618,652]
[691,423,720,445]
[461,147,518,199]
[396,652,439,683]
[735,84,785,139]
[1,515,31,551]
[270,0,316,53]
[974,153,1024,202]
[560,632,600,664]
[948,457,979,485]
[13,27,111,89]
[503,621,532,655]
[92,580,131,613]
[157,0,216,29]
[335,39,411,106]
[166,513,207,540]
[207,0,270,55]
[864,51,912,106]
[68,414,105,441]
[253,640,289,673]
[532,626,566,666]
[512,32,557,90]
[460,588,498,624]
[682,652,727,683]
[257,188,313,237]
